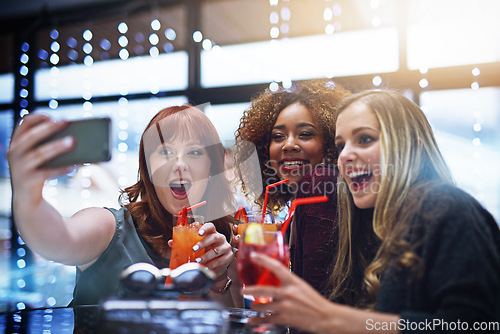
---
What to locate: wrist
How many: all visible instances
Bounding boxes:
[211,275,232,294]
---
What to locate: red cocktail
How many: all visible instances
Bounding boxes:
[237,228,289,304]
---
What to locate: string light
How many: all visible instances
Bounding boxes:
[202,39,213,51]
[118,22,129,60]
[370,0,382,28]
[471,68,480,90]
[269,0,291,90]
[118,22,128,34]
[66,36,78,62]
[324,1,342,35]
[149,47,159,57]
[47,30,62,110]
[83,29,93,41]
[67,37,77,48]
[149,33,159,46]
[269,0,283,40]
[324,0,333,35]
[151,19,161,31]
[193,30,203,43]
[419,67,429,89]
[372,75,382,87]
[133,32,145,56]
[119,48,130,60]
[280,5,290,34]
[149,22,161,57]
[165,28,176,41]
[82,29,95,67]
[471,67,482,171]
[118,36,128,48]
[269,81,279,92]
[419,78,429,89]
[149,22,160,57]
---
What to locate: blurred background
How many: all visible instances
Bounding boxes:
[0,0,499,312]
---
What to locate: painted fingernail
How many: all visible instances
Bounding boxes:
[61,136,73,147]
[235,235,240,240]
[198,229,205,236]
[195,258,201,263]
[192,244,200,252]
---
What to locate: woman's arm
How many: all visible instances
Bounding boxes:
[207,255,244,308]
[8,114,116,267]
[388,185,500,329]
[193,222,244,307]
[243,253,400,334]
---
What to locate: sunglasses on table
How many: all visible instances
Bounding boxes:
[118,262,216,299]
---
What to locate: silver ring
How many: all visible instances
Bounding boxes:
[213,248,219,256]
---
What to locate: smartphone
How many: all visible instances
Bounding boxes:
[41,117,112,168]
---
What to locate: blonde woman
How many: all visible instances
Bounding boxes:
[242,90,500,333]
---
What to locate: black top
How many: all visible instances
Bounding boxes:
[73,207,169,306]
[376,184,500,333]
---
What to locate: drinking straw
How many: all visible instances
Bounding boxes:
[261,179,289,223]
[176,201,207,226]
[177,206,188,226]
[187,200,207,212]
[280,196,328,236]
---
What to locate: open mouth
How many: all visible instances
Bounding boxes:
[169,180,192,200]
[347,170,372,192]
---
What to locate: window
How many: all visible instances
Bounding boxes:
[421,87,500,220]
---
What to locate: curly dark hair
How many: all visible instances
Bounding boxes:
[234,79,350,212]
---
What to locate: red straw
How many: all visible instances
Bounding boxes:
[261,179,289,223]
[176,201,207,226]
[280,196,328,236]
[187,200,207,211]
[177,206,188,226]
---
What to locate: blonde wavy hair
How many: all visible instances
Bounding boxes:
[329,90,454,307]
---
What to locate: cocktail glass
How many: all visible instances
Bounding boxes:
[235,210,277,238]
[237,230,289,304]
[169,215,205,270]
[237,230,289,333]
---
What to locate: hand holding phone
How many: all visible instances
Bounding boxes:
[40,117,112,168]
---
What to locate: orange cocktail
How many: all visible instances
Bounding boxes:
[234,209,276,237]
[169,215,205,270]
[237,222,277,236]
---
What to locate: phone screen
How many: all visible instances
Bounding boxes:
[41,117,112,168]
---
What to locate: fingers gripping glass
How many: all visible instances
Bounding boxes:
[119,262,216,298]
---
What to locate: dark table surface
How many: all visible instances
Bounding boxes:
[0,301,287,334]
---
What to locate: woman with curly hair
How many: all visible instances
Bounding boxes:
[234,79,352,296]
[7,105,243,307]
[242,90,500,333]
